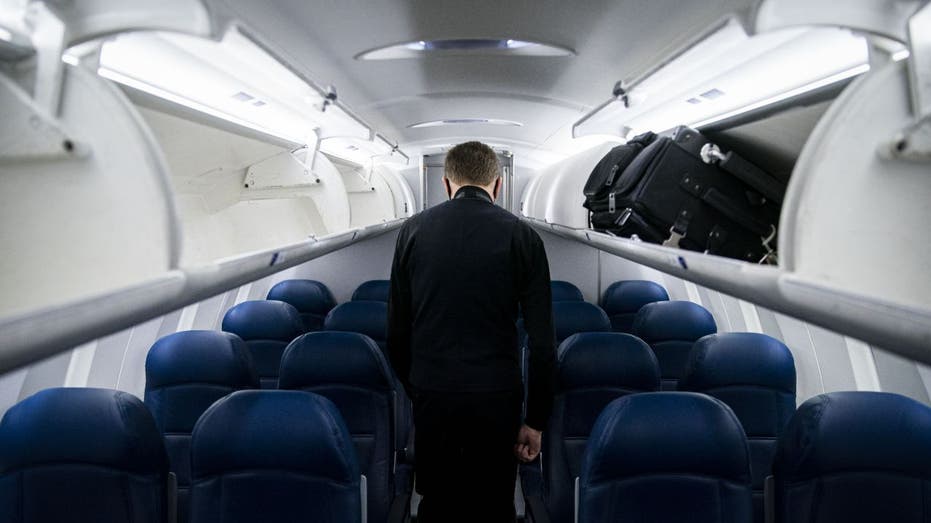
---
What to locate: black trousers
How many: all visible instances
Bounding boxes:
[413,387,523,523]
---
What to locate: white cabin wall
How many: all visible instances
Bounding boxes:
[0,230,400,414]
[535,229,931,406]
[3,225,931,416]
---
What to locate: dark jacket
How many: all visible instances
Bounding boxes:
[387,185,556,430]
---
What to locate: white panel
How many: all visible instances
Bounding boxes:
[0,369,28,415]
[177,304,199,332]
[739,301,764,333]
[234,284,253,305]
[774,314,824,402]
[63,342,97,388]
[846,337,882,392]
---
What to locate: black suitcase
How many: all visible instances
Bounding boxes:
[587,126,785,263]
[583,132,657,210]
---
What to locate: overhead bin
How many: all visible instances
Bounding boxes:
[572,18,877,139]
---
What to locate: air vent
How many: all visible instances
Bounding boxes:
[407,118,523,129]
[357,39,574,60]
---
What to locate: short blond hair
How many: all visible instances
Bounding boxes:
[445,141,500,186]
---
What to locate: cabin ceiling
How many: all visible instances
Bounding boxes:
[218,0,757,158]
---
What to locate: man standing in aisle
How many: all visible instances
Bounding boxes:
[387,141,556,523]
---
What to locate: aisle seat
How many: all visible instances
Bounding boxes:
[579,392,752,523]
[144,330,260,523]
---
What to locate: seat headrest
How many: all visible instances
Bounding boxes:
[601,280,669,314]
[193,390,359,482]
[351,280,390,302]
[558,333,660,392]
[279,332,393,390]
[222,300,304,342]
[774,391,931,480]
[0,388,168,474]
[632,301,716,343]
[266,279,336,316]
[552,302,611,342]
[583,392,749,485]
[550,280,584,302]
[679,332,795,393]
[145,330,259,389]
[324,301,388,342]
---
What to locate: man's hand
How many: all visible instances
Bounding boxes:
[514,424,542,463]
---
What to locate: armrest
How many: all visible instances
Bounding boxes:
[387,490,412,523]
[764,475,775,523]
[519,457,550,523]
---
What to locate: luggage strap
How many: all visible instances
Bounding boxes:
[662,209,693,248]
[700,143,786,205]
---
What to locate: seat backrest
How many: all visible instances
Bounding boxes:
[544,332,660,523]
[773,391,931,523]
[552,301,611,345]
[632,300,717,390]
[325,301,389,353]
[352,280,390,302]
[221,300,304,388]
[601,280,669,333]
[0,388,170,523]
[144,330,259,523]
[679,332,796,523]
[550,280,584,302]
[279,332,399,523]
[580,392,752,523]
[190,390,361,523]
[266,279,336,332]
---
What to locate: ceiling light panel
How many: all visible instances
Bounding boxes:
[357,38,575,60]
[407,118,524,129]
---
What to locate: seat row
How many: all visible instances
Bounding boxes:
[0,387,364,523]
[527,330,931,523]
[145,329,410,523]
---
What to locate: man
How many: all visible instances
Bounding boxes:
[387,141,556,523]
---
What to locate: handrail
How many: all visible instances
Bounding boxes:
[0,219,405,375]
[526,218,931,367]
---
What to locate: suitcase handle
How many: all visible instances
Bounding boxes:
[701,144,786,204]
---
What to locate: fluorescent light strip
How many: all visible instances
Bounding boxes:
[98,67,305,144]
[690,63,870,129]
[408,118,524,129]
[0,27,12,42]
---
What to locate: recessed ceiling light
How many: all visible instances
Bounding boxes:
[407,118,524,129]
[357,39,574,60]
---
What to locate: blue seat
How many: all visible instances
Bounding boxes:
[221,300,304,388]
[279,332,409,523]
[543,332,661,523]
[550,280,584,302]
[352,280,390,302]
[773,391,931,523]
[266,279,336,332]
[601,280,669,333]
[190,390,361,523]
[323,300,413,468]
[579,392,752,523]
[325,301,389,352]
[679,333,796,523]
[145,330,260,523]
[552,301,611,345]
[0,388,171,523]
[632,300,717,390]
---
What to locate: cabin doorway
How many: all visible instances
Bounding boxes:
[421,151,514,212]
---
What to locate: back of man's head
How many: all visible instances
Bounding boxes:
[445,141,500,186]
